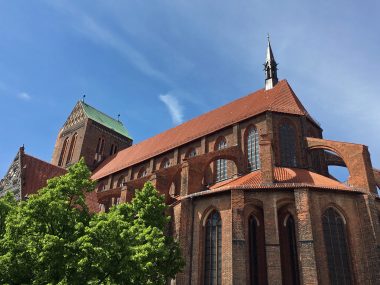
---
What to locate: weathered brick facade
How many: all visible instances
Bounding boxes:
[89,78,380,284]
[51,101,132,170]
[3,41,378,284]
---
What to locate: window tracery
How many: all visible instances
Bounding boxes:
[247,127,260,171]
[215,138,227,182]
[322,208,352,285]
[204,211,222,285]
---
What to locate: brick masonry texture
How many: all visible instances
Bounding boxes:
[87,81,380,284]
[9,80,379,284]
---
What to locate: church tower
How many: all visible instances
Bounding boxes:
[51,100,133,170]
[264,35,279,90]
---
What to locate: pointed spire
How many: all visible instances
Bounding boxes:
[264,34,278,90]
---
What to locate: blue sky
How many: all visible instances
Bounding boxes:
[0,0,379,180]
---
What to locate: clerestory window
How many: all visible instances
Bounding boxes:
[215,138,227,182]
[247,127,260,171]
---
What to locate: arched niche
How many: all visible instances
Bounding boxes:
[202,155,239,186]
[168,169,182,199]
[277,204,300,285]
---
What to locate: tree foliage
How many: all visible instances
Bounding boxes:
[0,159,183,284]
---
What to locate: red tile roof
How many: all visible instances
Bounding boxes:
[92,80,315,180]
[22,154,67,197]
[208,167,353,191]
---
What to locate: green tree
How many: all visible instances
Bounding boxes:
[0,159,183,284]
[0,192,16,238]
[0,158,94,284]
[76,182,184,284]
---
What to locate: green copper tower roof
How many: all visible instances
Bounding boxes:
[80,101,132,139]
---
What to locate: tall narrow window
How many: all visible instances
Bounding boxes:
[248,213,267,285]
[66,133,77,165]
[58,137,69,166]
[95,137,105,163]
[186,148,197,158]
[99,138,105,154]
[96,138,102,154]
[204,211,222,285]
[96,137,105,155]
[322,208,352,285]
[110,143,118,155]
[116,175,125,188]
[279,123,297,167]
[137,167,147,178]
[247,127,260,171]
[160,158,170,169]
[279,213,300,285]
[215,138,227,182]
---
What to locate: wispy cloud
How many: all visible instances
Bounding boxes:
[17,92,31,101]
[45,1,171,84]
[81,16,171,84]
[159,93,184,125]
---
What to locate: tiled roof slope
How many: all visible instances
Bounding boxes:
[92,80,315,180]
[209,168,352,191]
[81,102,132,139]
[23,154,67,197]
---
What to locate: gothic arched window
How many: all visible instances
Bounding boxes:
[110,143,118,155]
[322,208,352,285]
[247,127,260,171]
[58,137,69,166]
[116,175,125,188]
[279,123,297,167]
[185,147,197,158]
[204,211,222,285]
[279,212,300,285]
[215,138,227,182]
[160,158,170,169]
[66,133,78,165]
[137,167,147,178]
[96,137,105,155]
[248,212,267,285]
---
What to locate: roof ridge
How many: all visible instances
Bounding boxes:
[80,101,124,126]
[92,80,317,179]
[23,153,66,171]
[79,101,131,139]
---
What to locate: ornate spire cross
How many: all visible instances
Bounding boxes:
[264,35,279,90]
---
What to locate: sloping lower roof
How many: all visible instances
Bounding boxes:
[81,102,132,139]
[22,154,67,197]
[92,80,315,180]
[209,167,353,191]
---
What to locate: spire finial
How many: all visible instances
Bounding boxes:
[82,94,86,102]
[117,114,120,122]
[264,35,278,90]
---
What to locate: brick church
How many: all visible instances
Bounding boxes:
[1,38,380,284]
